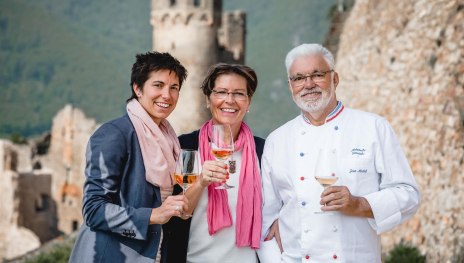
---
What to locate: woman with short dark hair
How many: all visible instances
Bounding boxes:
[69,51,189,263]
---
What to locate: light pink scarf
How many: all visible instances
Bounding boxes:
[126,99,180,189]
[199,120,262,249]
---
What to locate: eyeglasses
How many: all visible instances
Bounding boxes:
[289,69,334,88]
[211,90,249,101]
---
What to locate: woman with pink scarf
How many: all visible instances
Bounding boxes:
[69,52,189,263]
[164,63,264,263]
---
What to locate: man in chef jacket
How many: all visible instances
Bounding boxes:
[257,43,420,263]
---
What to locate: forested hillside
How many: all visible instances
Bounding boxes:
[0,0,336,138]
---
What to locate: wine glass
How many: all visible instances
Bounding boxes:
[174,149,199,216]
[210,124,234,189]
[314,148,339,214]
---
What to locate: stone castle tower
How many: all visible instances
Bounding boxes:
[150,0,246,133]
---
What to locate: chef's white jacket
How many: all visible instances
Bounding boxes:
[258,107,420,263]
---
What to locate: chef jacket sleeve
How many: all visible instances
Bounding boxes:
[364,117,421,234]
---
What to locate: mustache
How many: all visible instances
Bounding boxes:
[300,87,322,97]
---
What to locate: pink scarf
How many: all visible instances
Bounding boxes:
[126,99,180,189]
[199,120,262,249]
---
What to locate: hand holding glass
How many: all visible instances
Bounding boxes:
[314,148,339,214]
[210,124,234,189]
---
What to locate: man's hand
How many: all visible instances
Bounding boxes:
[320,186,374,218]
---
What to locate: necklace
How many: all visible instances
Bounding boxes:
[229,159,236,174]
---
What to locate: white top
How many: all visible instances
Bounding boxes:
[187,150,258,263]
[258,107,420,263]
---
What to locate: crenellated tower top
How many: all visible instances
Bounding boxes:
[151,0,222,28]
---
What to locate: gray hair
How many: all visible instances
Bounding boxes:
[285,43,335,76]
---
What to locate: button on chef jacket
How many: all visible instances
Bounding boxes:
[258,103,420,263]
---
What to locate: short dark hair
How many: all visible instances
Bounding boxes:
[127,51,188,102]
[200,63,258,97]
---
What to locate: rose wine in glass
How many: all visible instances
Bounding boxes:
[314,148,338,214]
[174,173,199,191]
[175,149,199,217]
[314,176,339,188]
[211,149,233,161]
[210,124,234,189]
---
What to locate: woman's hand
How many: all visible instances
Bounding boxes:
[149,194,189,224]
[198,160,229,187]
[264,219,283,253]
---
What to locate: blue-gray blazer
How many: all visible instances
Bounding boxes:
[69,114,165,263]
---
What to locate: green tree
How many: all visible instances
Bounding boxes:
[385,241,426,263]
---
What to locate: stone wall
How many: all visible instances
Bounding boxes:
[336,0,464,261]
[17,171,59,243]
[40,105,97,234]
[218,10,246,63]
[0,141,41,260]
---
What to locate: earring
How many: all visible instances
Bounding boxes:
[246,108,250,113]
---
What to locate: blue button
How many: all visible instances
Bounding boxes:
[300,152,304,157]
[334,125,339,130]
[301,201,306,206]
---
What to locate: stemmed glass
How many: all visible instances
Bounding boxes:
[314,148,339,214]
[210,124,234,189]
[174,149,199,216]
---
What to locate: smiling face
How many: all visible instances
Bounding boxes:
[208,73,250,137]
[134,69,180,125]
[288,54,339,122]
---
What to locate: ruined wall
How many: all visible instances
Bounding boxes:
[336,0,464,261]
[0,141,41,260]
[218,10,246,63]
[17,171,59,243]
[40,105,97,234]
[0,105,97,260]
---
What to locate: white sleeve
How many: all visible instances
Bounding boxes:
[364,118,421,234]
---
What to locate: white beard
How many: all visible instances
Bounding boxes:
[292,81,335,117]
